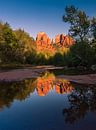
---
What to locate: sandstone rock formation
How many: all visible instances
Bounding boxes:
[36,32,51,45]
[35,32,74,54]
[55,34,74,47]
[36,32,56,53]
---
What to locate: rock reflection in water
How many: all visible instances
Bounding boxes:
[0,72,73,110]
[55,80,73,94]
[63,84,96,124]
[35,72,73,96]
[36,72,55,96]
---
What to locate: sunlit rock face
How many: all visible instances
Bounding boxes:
[55,34,74,47]
[36,32,51,45]
[36,32,74,53]
[36,32,56,52]
[36,32,74,48]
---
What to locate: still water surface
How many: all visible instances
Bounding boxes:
[0,71,96,130]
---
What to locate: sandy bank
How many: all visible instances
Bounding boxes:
[0,66,96,84]
[0,66,63,82]
[57,74,96,85]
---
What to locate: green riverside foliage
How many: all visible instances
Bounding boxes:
[0,22,20,63]
[62,5,96,68]
[65,42,95,67]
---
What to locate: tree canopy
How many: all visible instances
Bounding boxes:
[63,5,90,42]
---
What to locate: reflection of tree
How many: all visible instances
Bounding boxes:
[0,79,35,110]
[63,84,96,124]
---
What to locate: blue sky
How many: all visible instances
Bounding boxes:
[0,0,96,39]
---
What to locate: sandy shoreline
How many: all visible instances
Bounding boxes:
[57,74,96,85]
[0,66,63,82]
[0,66,96,85]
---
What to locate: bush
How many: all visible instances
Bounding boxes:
[67,42,95,67]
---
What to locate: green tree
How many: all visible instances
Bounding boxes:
[0,22,19,63]
[53,53,64,66]
[14,29,36,53]
[69,42,95,67]
[14,29,36,63]
[91,17,96,55]
[63,5,90,42]
[91,17,96,40]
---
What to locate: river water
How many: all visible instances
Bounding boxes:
[0,71,96,130]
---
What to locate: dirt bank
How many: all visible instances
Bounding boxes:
[57,74,96,85]
[0,66,63,82]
